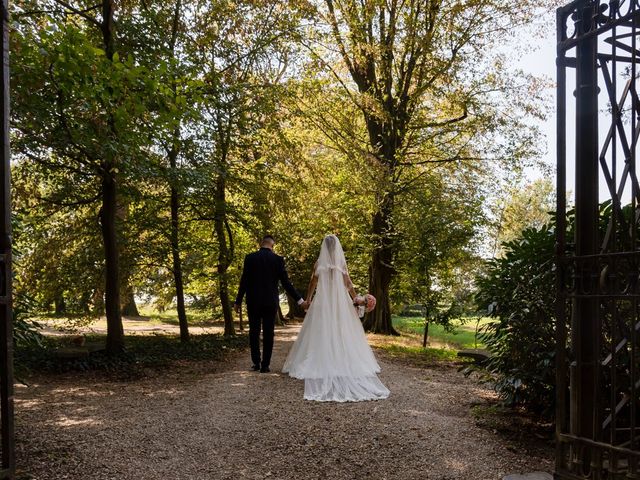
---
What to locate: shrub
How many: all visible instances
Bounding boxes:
[12,294,45,378]
[474,225,558,416]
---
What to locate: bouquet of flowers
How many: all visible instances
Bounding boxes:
[353,293,376,319]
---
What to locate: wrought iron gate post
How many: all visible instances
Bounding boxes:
[0,0,13,476]
[557,0,640,478]
[572,2,599,460]
[555,3,568,475]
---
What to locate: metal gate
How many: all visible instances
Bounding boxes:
[0,0,13,477]
[557,0,640,478]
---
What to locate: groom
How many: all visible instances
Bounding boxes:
[233,235,306,373]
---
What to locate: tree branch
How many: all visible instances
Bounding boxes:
[51,0,101,27]
[36,192,101,207]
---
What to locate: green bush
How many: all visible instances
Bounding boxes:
[11,294,45,379]
[13,295,43,349]
[474,225,559,416]
[473,201,638,417]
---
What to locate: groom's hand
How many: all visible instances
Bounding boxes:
[233,303,241,314]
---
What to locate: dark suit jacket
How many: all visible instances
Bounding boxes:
[235,248,302,309]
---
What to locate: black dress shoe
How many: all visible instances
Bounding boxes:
[260,367,270,373]
[251,364,260,371]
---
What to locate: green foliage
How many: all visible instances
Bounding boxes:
[11,0,553,350]
[12,167,105,315]
[474,200,639,416]
[493,178,555,255]
[474,224,557,415]
[13,294,43,350]
[10,243,44,375]
[393,173,484,328]
[12,293,44,380]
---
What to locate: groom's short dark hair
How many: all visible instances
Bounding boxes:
[261,235,275,245]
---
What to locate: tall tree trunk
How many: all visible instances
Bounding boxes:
[119,206,138,317]
[101,171,124,353]
[171,182,189,341]
[99,0,124,353]
[358,94,403,335]
[286,294,305,319]
[167,0,188,341]
[214,173,234,336]
[363,193,399,334]
[422,305,430,347]
[277,306,286,326]
[217,268,234,336]
[121,286,139,317]
[325,1,411,336]
[167,132,189,341]
[54,292,65,315]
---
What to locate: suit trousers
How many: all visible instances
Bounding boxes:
[247,304,277,368]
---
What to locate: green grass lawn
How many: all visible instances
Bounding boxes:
[31,302,296,334]
[32,304,494,352]
[374,342,459,363]
[368,316,497,368]
[27,307,495,371]
[135,303,292,327]
[392,316,495,350]
[136,305,217,326]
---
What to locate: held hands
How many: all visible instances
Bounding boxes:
[233,303,241,315]
[301,299,310,311]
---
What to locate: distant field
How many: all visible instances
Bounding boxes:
[392,316,496,349]
[32,305,496,352]
[136,305,217,326]
[136,303,293,326]
[32,303,290,335]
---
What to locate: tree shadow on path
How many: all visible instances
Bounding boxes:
[15,325,552,480]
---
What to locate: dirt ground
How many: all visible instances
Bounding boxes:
[14,325,552,480]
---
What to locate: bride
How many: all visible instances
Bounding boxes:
[282,234,390,402]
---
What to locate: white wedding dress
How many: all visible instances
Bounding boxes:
[283,235,390,402]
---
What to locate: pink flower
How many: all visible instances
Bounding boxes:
[365,294,376,313]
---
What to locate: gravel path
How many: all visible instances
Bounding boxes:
[15,325,552,480]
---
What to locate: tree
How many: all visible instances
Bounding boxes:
[492,178,555,255]
[313,0,549,333]
[13,0,162,352]
[475,224,557,414]
[12,163,105,315]
[12,0,553,349]
[393,167,483,343]
[130,0,201,341]
[183,0,304,335]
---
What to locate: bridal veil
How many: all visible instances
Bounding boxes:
[283,235,390,402]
